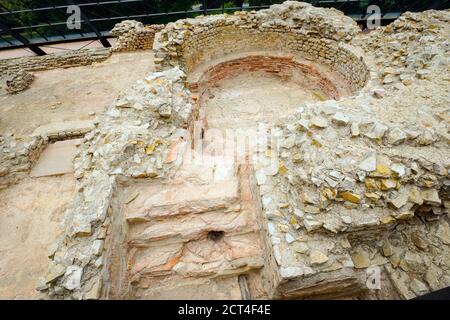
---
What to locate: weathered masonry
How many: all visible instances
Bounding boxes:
[0,1,448,300]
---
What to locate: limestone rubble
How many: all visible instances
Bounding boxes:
[0,1,448,300]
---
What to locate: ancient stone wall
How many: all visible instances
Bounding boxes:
[154,2,369,93]
[0,134,47,190]
[0,120,95,191]
[0,48,111,76]
[245,7,450,299]
[5,70,35,94]
[0,48,111,94]
[0,20,163,94]
[111,20,164,52]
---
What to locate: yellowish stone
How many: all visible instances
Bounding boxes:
[378,179,398,191]
[145,144,156,154]
[322,188,337,200]
[340,191,361,204]
[365,178,378,191]
[304,205,320,214]
[144,139,161,155]
[340,238,352,249]
[323,261,343,272]
[311,138,323,148]
[390,193,409,209]
[343,202,358,209]
[278,162,288,176]
[351,250,370,269]
[394,211,414,220]
[389,253,401,268]
[310,250,329,265]
[377,164,391,175]
[85,278,102,300]
[289,216,298,225]
[380,215,396,224]
[408,186,424,205]
[313,90,327,101]
[365,192,381,201]
[421,188,442,206]
[381,240,394,257]
[303,192,318,205]
[422,180,435,188]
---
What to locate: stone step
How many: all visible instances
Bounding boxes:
[123,178,240,222]
[127,207,259,246]
[128,232,264,281]
[119,159,266,299]
[31,120,95,139]
[133,276,243,300]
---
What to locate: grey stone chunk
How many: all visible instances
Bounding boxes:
[331,112,350,126]
[63,265,83,291]
[280,267,303,279]
[358,152,377,172]
[387,127,407,145]
[365,122,388,140]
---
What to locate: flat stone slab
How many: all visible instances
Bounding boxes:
[135,276,243,300]
[124,179,240,221]
[32,120,95,138]
[30,139,82,178]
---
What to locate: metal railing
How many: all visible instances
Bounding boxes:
[0,0,448,55]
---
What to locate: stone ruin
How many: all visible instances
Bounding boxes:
[111,20,164,52]
[0,18,163,97]
[0,48,111,94]
[0,1,449,300]
[5,70,35,94]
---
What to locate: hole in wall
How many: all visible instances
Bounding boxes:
[208,230,225,242]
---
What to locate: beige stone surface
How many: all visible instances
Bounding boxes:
[123,179,239,221]
[134,276,243,300]
[0,175,75,299]
[30,139,81,178]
